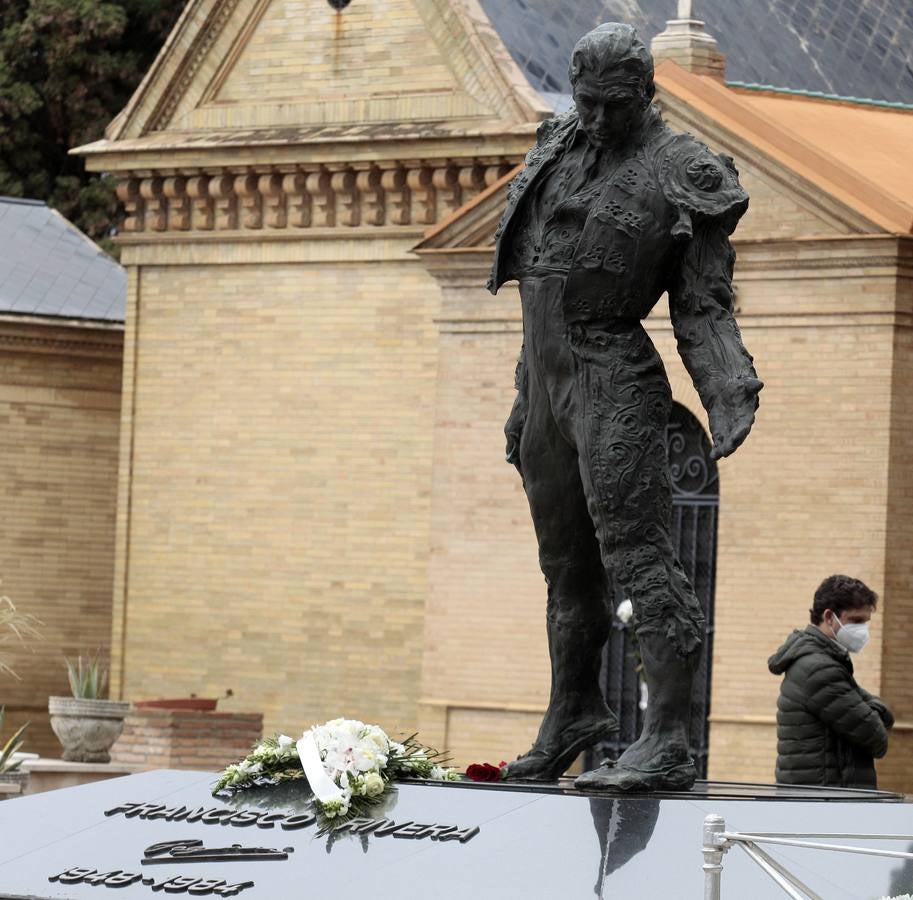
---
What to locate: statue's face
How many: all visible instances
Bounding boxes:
[572,71,645,150]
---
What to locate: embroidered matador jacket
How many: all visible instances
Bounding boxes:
[487,105,759,439]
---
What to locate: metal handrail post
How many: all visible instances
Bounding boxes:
[703,814,727,900]
[705,817,913,899]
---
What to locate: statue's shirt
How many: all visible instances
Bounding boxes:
[507,129,621,279]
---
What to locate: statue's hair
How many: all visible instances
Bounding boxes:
[568,23,655,101]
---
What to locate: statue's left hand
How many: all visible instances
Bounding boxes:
[708,376,763,460]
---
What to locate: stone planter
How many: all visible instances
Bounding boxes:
[48,697,131,763]
[0,769,29,794]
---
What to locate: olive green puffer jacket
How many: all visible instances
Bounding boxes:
[768,626,893,788]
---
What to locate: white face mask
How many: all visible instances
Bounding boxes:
[831,614,870,653]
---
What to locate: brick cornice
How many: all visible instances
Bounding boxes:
[114,159,516,238]
[733,234,913,277]
[0,317,124,359]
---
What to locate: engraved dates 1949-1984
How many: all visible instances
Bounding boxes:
[48,868,253,895]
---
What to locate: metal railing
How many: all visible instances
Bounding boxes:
[702,814,913,899]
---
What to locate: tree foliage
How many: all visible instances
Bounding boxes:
[0,0,185,253]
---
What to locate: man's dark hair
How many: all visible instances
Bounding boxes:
[810,574,877,624]
[568,23,655,102]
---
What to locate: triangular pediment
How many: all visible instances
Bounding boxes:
[107,0,548,142]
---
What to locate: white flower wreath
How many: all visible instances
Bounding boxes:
[214,718,460,828]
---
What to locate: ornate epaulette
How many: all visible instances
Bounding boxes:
[657,133,749,240]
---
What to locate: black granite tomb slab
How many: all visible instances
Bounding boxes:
[0,770,911,899]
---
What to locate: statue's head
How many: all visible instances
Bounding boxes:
[568,23,655,150]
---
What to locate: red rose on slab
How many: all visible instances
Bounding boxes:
[466,762,505,782]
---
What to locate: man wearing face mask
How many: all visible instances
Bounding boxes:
[768,575,893,788]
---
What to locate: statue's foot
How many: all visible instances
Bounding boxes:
[503,713,618,783]
[574,759,696,792]
[574,734,695,792]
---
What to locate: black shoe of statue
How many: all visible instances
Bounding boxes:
[502,713,619,783]
[574,745,697,792]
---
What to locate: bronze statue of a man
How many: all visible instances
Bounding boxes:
[488,23,762,791]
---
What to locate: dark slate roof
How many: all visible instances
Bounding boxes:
[479,0,913,106]
[0,197,126,323]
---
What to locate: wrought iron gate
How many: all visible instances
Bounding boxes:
[584,402,720,777]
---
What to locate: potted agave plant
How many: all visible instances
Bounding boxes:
[1,590,40,793]
[0,706,29,793]
[48,655,130,763]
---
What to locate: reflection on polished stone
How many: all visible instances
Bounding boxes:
[220,778,316,815]
[589,797,660,894]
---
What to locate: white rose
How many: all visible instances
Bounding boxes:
[365,727,390,753]
[616,598,634,624]
[363,772,385,798]
[277,734,295,749]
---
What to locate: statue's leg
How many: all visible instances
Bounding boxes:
[565,325,705,792]
[502,363,618,782]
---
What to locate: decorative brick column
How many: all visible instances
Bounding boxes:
[110,708,262,771]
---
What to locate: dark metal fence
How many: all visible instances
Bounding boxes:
[585,403,720,777]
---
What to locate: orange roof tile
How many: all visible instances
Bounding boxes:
[655,61,913,235]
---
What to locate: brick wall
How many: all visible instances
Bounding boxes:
[111,708,263,771]
[0,319,122,758]
[111,253,441,743]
